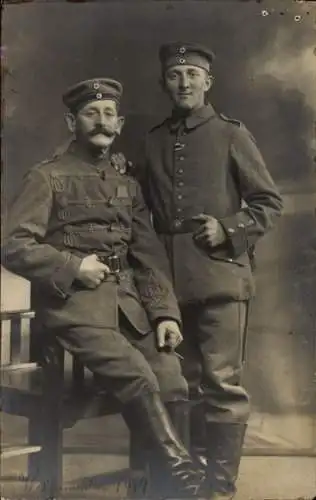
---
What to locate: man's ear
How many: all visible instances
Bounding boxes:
[205,72,214,92]
[115,116,125,136]
[64,112,76,133]
[159,76,167,93]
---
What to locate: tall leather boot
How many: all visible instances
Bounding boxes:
[123,392,205,499]
[190,399,207,468]
[128,426,151,498]
[206,423,247,500]
[128,399,192,499]
[165,400,190,449]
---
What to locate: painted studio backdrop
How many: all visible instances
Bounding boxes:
[2,0,316,455]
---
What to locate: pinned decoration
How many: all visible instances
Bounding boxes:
[110,152,133,175]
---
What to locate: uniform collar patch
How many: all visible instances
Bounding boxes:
[168,104,216,132]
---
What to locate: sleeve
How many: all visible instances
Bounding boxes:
[128,179,181,326]
[218,124,283,258]
[2,168,82,299]
[132,138,152,210]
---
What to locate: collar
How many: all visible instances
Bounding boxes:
[67,140,111,167]
[168,103,216,132]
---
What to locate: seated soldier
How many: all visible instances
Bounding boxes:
[2,78,205,499]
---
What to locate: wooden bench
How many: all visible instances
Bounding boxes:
[1,268,133,499]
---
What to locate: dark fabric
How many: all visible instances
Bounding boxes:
[122,392,204,498]
[135,103,283,497]
[180,300,250,424]
[2,141,181,331]
[62,78,123,112]
[52,310,188,405]
[129,399,192,498]
[138,104,283,303]
[206,423,247,496]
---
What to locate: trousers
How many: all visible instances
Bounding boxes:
[53,309,188,404]
[179,299,250,424]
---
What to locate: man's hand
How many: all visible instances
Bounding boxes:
[76,254,110,289]
[192,213,227,249]
[157,320,183,350]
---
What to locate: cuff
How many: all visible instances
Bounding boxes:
[219,213,255,257]
[153,314,182,329]
[146,305,182,327]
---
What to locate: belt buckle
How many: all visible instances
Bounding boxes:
[108,254,121,274]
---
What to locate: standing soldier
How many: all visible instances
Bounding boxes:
[136,43,283,499]
[2,78,206,499]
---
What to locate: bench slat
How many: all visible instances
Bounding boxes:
[1,319,11,365]
[1,445,42,459]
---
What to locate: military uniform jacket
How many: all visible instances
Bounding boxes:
[138,104,283,304]
[2,142,181,332]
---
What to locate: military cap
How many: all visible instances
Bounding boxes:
[63,78,123,112]
[159,42,215,72]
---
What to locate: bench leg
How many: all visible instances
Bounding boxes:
[28,412,42,482]
[40,358,64,499]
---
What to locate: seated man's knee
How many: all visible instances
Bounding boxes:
[133,362,161,394]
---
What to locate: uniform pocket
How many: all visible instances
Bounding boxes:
[118,271,151,335]
[173,234,255,302]
[37,280,118,330]
[109,196,131,207]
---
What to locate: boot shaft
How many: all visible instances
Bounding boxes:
[206,422,247,496]
[123,392,205,498]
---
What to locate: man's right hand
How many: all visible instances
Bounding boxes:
[76,254,110,289]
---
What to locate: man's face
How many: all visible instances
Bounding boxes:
[163,65,212,111]
[66,99,124,151]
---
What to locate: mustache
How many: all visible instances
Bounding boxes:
[89,126,115,137]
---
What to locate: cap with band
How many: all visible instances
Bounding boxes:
[63,78,123,112]
[159,42,215,72]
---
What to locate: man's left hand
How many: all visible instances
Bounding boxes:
[192,213,227,249]
[156,320,183,350]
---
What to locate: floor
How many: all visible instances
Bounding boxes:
[1,412,316,500]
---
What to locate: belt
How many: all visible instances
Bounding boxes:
[97,253,129,273]
[154,218,201,235]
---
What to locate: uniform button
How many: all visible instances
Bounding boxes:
[178,156,185,161]
[227,228,235,234]
[174,142,185,151]
[228,258,233,262]
[177,194,183,200]
[58,210,68,220]
[177,168,184,174]
[58,195,68,208]
[237,223,245,229]
[174,219,182,229]
[176,207,183,213]
[177,181,184,187]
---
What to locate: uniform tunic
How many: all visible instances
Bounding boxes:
[137,104,283,422]
[2,141,188,404]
